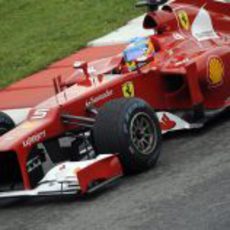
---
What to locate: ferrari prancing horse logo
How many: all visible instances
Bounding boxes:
[178,10,190,30]
[122,82,135,98]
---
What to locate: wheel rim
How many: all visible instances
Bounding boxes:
[130,112,158,155]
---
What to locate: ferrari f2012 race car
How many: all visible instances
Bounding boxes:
[0,0,229,198]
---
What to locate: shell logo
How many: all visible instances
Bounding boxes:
[208,57,224,86]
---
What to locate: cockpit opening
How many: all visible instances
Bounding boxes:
[112,36,159,74]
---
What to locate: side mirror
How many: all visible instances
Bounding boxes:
[73,61,90,78]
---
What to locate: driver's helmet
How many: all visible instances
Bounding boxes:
[123,37,155,71]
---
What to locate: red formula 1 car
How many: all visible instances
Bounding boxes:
[0,0,229,198]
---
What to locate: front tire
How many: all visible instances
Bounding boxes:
[0,112,15,136]
[93,98,162,174]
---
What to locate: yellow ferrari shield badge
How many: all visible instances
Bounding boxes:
[208,57,224,86]
[122,82,135,98]
[178,10,190,30]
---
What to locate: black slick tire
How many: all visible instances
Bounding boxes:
[93,98,162,174]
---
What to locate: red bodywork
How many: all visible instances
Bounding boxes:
[0,0,229,192]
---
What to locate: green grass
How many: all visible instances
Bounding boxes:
[0,0,141,88]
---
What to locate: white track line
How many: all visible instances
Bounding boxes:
[88,14,154,46]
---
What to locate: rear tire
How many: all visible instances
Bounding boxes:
[93,98,162,174]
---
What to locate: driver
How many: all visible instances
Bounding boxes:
[123,37,155,72]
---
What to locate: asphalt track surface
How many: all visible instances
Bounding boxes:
[0,111,229,230]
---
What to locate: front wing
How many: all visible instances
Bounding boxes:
[0,154,123,199]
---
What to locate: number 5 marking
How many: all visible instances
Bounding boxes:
[31,109,49,119]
